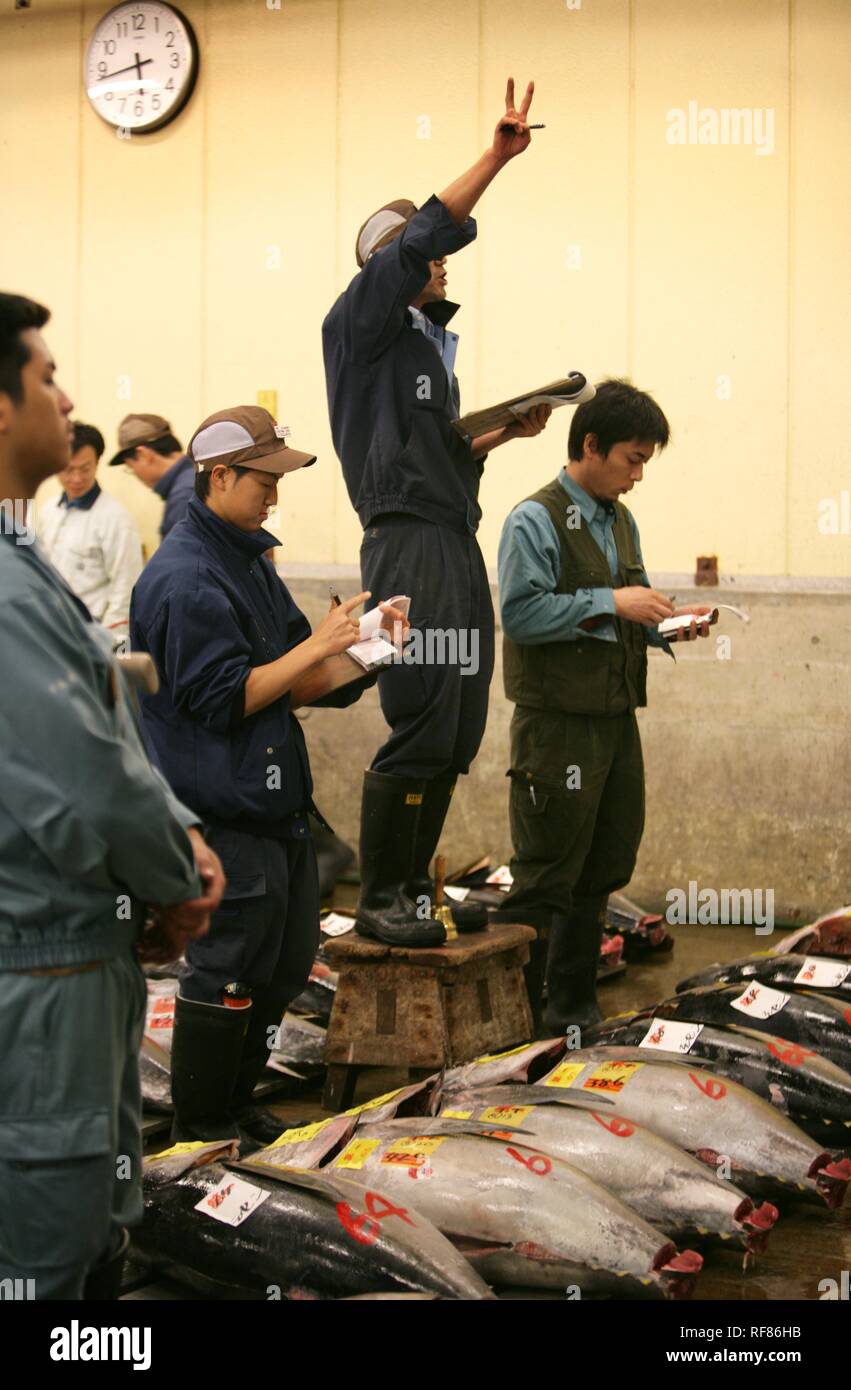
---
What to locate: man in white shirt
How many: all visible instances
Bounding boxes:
[38,421,143,643]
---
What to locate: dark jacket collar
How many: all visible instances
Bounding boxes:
[154,454,194,500]
[422,298,461,328]
[60,481,101,511]
[185,494,279,561]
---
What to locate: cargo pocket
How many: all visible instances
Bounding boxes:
[0,1112,113,1273]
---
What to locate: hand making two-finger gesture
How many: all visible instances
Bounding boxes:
[493,77,535,160]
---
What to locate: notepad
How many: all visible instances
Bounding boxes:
[657,603,750,638]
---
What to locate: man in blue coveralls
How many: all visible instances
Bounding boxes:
[131,405,400,1146]
[0,292,225,1300]
[323,78,578,946]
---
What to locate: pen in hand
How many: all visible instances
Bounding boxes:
[329,586,342,607]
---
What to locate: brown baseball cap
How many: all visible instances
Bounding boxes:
[356,199,418,267]
[108,413,175,466]
[189,406,316,475]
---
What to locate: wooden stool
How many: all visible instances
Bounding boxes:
[321,923,535,1110]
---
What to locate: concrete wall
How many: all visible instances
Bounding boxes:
[288,568,851,924]
[1,0,850,578]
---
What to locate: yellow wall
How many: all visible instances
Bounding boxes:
[2,0,849,576]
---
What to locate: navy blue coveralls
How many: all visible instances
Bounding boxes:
[130,498,371,1056]
[322,195,494,779]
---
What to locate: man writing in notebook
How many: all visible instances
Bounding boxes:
[495,380,712,1034]
[323,77,564,947]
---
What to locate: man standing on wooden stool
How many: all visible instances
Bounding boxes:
[323,78,553,947]
[495,381,713,1035]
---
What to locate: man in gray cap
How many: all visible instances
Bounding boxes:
[323,78,560,947]
[130,405,403,1146]
[109,412,194,540]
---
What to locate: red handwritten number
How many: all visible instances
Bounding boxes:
[336,1190,415,1247]
[688,1072,726,1100]
[590,1112,635,1138]
[765,1040,815,1067]
[506,1146,552,1176]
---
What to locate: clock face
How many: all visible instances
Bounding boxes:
[84,3,199,133]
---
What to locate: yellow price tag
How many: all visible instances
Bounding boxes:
[335,1137,381,1170]
[581,1060,643,1094]
[269,1118,330,1149]
[477,1104,534,1125]
[440,1108,472,1119]
[343,1086,406,1118]
[148,1140,212,1160]
[544,1060,585,1089]
[473,1043,532,1065]
[380,1136,447,1168]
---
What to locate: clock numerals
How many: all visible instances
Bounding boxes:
[86,3,198,133]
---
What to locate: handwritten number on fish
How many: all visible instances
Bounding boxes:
[765,1041,815,1068]
[505,1146,552,1176]
[688,1072,727,1101]
[590,1113,635,1138]
[336,1191,415,1246]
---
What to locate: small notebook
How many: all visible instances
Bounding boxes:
[345,595,411,671]
[657,603,750,638]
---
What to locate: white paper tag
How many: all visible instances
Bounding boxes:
[444,885,470,903]
[485,865,514,888]
[195,1175,270,1227]
[320,912,356,937]
[730,982,791,1019]
[792,957,851,989]
[638,1017,704,1053]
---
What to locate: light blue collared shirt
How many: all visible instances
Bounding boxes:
[498,468,670,650]
[408,304,459,389]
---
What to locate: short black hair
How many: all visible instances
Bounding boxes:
[147,432,183,457]
[194,462,251,500]
[71,421,105,462]
[568,378,670,462]
[0,292,50,403]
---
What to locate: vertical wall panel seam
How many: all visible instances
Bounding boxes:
[75,1,85,406]
[785,0,795,576]
[199,0,209,422]
[627,0,636,378]
[334,0,342,563]
[475,0,484,432]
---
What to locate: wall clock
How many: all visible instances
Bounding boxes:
[84,3,199,134]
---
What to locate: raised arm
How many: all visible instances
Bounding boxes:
[439,78,536,225]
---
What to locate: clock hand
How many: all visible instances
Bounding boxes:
[97,56,154,83]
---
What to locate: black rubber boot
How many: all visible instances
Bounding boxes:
[83,1227,129,1301]
[355,770,446,946]
[230,985,301,1148]
[544,894,608,1035]
[406,773,488,932]
[170,993,250,1143]
[491,906,552,1037]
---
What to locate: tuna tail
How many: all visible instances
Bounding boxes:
[810,1154,851,1209]
[735,1198,779,1259]
[653,1243,703,1300]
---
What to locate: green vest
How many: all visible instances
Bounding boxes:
[503,477,649,716]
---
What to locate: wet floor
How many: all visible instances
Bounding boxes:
[264,917,850,1302]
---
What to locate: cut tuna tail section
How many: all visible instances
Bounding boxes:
[653,1244,703,1300]
[811,1155,851,1209]
[735,1198,779,1258]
